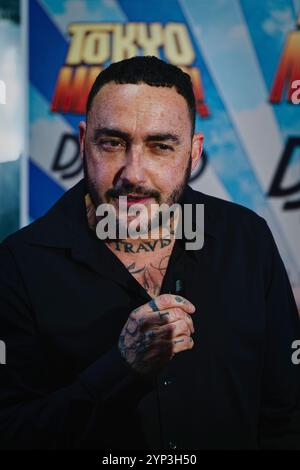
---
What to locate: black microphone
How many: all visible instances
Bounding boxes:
[175,279,185,296]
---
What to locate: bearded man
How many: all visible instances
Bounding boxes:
[0,56,299,450]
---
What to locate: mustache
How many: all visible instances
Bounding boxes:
[106,184,160,200]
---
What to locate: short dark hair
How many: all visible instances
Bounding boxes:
[86,56,195,135]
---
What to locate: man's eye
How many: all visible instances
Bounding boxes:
[99,140,123,149]
[154,144,173,151]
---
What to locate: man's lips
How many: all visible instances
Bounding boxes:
[114,195,153,206]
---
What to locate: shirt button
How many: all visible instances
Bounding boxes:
[163,379,172,386]
[169,441,177,449]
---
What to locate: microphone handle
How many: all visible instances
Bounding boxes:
[175,279,185,296]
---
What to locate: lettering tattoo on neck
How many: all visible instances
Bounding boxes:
[127,254,171,297]
[107,237,172,254]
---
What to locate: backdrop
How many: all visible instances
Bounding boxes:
[28,0,300,310]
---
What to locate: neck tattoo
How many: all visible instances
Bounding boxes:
[106,238,172,254]
[127,254,171,296]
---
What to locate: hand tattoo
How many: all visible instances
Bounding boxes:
[118,314,156,366]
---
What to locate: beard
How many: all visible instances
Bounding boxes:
[83,150,192,239]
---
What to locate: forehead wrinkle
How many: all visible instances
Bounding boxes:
[102,103,184,131]
[88,84,190,141]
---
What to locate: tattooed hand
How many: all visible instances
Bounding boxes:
[118,294,196,377]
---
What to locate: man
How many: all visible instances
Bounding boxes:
[0,56,299,450]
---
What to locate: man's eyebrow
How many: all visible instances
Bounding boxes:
[145,133,181,144]
[93,128,181,144]
[93,128,131,141]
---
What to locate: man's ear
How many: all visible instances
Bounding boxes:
[191,132,204,172]
[78,121,86,160]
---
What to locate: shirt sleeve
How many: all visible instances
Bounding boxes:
[0,243,154,449]
[258,219,300,449]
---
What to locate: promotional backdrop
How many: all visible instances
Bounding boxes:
[28,0,300,310]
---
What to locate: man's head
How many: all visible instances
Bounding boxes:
[79,56,203,236]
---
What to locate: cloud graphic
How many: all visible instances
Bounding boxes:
[41,0,112,36]
[262,8,294,36]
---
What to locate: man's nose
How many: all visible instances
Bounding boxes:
[119,146,147,186]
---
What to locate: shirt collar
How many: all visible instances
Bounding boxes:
[178,183,217,241]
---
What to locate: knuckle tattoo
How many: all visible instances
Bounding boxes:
[159,311,170,321]
[146,330,156,340]
[174,338,185,345]
[149,298,160,312]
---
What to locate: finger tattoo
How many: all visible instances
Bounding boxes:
[149,298,160,312]
[159,311,170,320]
[146,330,156,340]
[174,338,185,344]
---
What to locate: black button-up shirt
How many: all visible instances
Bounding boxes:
[0,179,299,449]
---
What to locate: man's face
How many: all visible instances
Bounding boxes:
[79,82,203,236]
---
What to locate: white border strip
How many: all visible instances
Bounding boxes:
[20,0,28,228]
